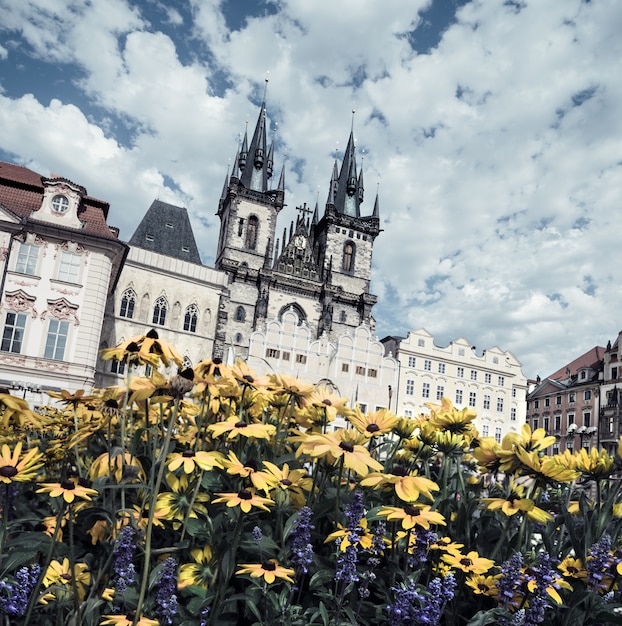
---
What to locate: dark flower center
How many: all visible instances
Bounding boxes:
[104,399,119,409]
[126,342,140,353]
[60,480,76,490]
[61,573,72,581]
[568,566,578,574]
[213,357,223,365]
[182,450,196,458]
[281,479,293,486]
[404,505,419,516]
[366,424,380,433]
[179,368,194,381]
[238,489,253,500]
[146,329,159,339]
[322,399,332,406]
[244,459,258,471]
[235,421,248,429]
[0,466,17,478]
[391,466,408,477]
[460,558,473,567]
[339,442,354,453]
[262,561,276,571]
[243,374,254,383]
[478,583,488,591]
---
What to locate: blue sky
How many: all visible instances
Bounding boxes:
[1,0,621,379]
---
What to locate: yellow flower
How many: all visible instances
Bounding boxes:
[308,387,350,422]
[442,550,495,575]
[212,488,274,513]
[251,461,312,508]
[43,557,90,602]
[0,441,44,483]
[0,393,40,429]
[576,447,614,479]
[360,466,439,502]
[37,479,98,503]
[515,448,580,483]
[393,417,418,439]
[302,431,384,477]
[558,556,588,582]
[378,504,446,530]
[326,517,375,551]
[167,449,225,474]
[481,481,553,523]
[230,359,272,389]
[427,398,477,434]
[269,373,315,407]
[100,614,159,626]
[466,574,500,598]
[222,450,259,477]
[236,559,295,584]
[207,415,275,441]
[88,451,146,484]
[157,473,209,524]
[101,328,183,368]
[347,407,399,437]
[178,545,213,589]
[48,388,96,407]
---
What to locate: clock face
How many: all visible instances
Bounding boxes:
[294,235,306,249]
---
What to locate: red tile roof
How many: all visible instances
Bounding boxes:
[0,161,118,240]
[547,346,604,380]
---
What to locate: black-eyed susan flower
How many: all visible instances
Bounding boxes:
[378,504,446,530]
[42,557,91,602]
[558,556,588,581]
[157,473,209,525]
[576,447,614,479]
[230,359,271,389]
[100,614,159,626]
[48,388,96,408]
[302,431,384,477]
[88,451,146,484]
[101,329,183,369]
[466,574,500,598]
[515,448,581,483]
[480,480,553,523]
[325,517,375,551]
[236,559,295,584]
[348,407,399,438]
[167,449,225,474]
[207,415,275,440]
[212,488,274,513]
[0,441,44,483]
[222,451,259,478]
[269,373,315,407]
[178,545,213,589]
[442,550,495,575]
[251,461,312,504]
[0,393,39,429]
[37,480,98,503]
[427,398,478,434]
[360,466,439,502]
[309,387,350,422]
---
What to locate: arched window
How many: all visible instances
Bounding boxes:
[235,306,246,322]
[120,289,136,319]
[245,216,258,250]
[184,304,199,332]
[153,296,168,326]
[342,242,355,273]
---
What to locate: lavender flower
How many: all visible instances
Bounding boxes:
[0,564,40,617]
[407,527,438,568]
[345,491,365,528]
[112,525,137,595]
[587,534,614,593]
[497,552,525,612]
[153,557,178,626]
[289,506,314,574]
[252,526,263,542]
[522,552,559,626]
[387,574,456,626]
[335,493,366,583]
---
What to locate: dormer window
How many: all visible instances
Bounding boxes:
[51,195,69,214]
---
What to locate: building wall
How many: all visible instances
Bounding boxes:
[385,328,527,440]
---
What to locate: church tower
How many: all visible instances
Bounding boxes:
[213,94,380,359]
[313,125,381,336]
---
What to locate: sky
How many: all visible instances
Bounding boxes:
[0,0,620,380]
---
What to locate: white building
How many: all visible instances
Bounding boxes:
[381,329,527,440]
[0,162,126,406]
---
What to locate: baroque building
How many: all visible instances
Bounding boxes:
[0,161,126,405]
[214,97,380,359]
[381,329,527,440]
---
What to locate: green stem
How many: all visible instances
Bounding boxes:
[133,398,181,626]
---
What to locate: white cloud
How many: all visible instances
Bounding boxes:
[0,0,620,378]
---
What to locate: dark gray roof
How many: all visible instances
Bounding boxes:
[129,199,202,264]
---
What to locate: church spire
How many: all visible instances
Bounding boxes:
[239,78,270,192]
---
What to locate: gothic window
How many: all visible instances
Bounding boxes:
[184,304,199,332]
[44,319,69,360]
[1,312,26,353]
[111,359,126,375]
[120,289,136,319]
[235,306,246,322]
[342,242,355,273]
[246,216,258,250]
[153,296,168,326]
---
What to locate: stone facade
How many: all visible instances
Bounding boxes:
[382,329,527,440]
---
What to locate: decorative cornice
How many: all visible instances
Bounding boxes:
[41,297,80,326]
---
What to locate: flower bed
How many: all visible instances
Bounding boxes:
[1,331,622,625]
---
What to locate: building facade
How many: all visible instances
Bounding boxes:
[526,347,603,454]
[599,334,622,455]
[0,162,126,406]
[382,329,527,440]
